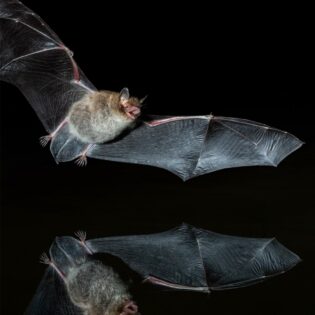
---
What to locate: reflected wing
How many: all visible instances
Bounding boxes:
[0,0,96,132]
[86,224,301,292]
[24,267,82,315]
[192,225,301,290]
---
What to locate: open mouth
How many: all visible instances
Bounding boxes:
[121,103,141,119]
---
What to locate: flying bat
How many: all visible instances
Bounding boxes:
[24,223,300,315]
[0,0,303,180]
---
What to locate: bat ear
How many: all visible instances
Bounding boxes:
[119,87,130,103]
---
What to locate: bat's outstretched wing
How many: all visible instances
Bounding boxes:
[24,267,82,315]
[81,115,300,181]
[0,1,302,179]
[87,224,301,292]
[0,0,96,132]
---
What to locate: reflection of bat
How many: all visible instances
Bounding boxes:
[25,224,300,315]
[0,1,303,180]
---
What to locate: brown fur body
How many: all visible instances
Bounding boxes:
[66,260,131,315]
[68,90,140,144]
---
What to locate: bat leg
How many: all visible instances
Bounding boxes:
[74,230,93,254]
[120,300,138,315]
[39,118,69,147]
[39,252,65,280]
[74,144,94,167]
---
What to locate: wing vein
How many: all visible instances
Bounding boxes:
[216,116,270,128]
[190,115,212,176]
[215,119,260,146]
[192,228,209,289]
[0,46,63,71]
[0,17,61,46]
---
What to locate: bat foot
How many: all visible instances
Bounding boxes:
[75,155,88,167]
[74,230,87,242]
[120,300,138,315]
[39,252,51,265]
[74,230,93,254]
[39,135,52,147]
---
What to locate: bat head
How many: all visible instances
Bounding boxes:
[118,87,142,120]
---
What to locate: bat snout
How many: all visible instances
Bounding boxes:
[120,100,142,120]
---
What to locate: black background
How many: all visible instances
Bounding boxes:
[1,1,314,314]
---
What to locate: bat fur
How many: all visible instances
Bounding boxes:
[24,225,301,315]
[66,260,135,315]
[68,89,141,144]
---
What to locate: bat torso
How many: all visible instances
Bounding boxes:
[68,91,139,144]
[66,260,131,315]
[50,236,134,315]
[25,225,300,315]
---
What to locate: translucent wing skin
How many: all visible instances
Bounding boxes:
[0,1,303,179]
[26,225,300,312]
[87,115,303,180]
[0,0,96,132]
[48,114,303,181]
[86,224,301,292]
[24,267,83,315]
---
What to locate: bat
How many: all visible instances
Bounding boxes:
[24,224,301,315]
[0,0,303,180]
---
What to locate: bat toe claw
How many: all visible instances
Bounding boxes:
[39,252,51,265]
[75,155,88,167]
[74,230,87,241]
